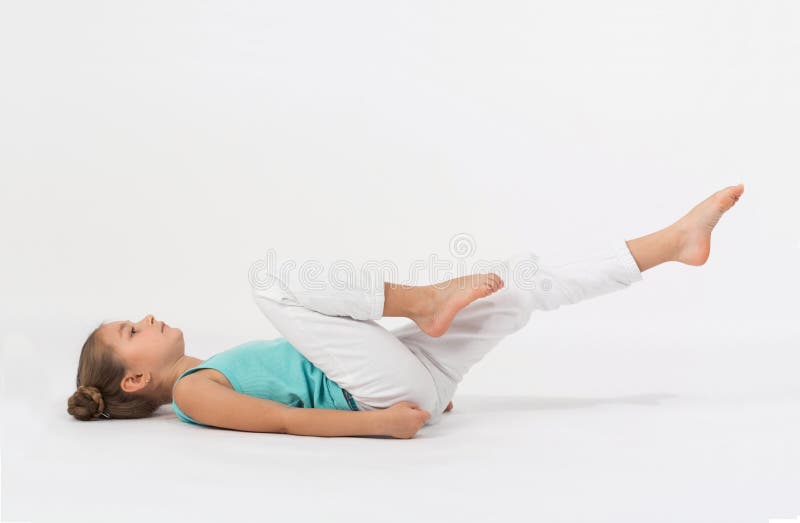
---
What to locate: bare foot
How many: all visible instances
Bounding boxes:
[411,273,504,337]
[670,184,745,266]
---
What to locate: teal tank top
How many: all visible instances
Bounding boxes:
[171,338,360,427]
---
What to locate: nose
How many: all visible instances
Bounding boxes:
[142,314,156,326]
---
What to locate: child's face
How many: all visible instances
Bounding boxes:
[100,314,185,382]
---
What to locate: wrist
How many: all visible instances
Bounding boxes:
[369,410,389,436]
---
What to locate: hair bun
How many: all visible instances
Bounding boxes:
[69,385,106,420]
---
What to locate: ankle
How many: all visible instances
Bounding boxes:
[406,285,435,319]
[383,283,434,319]
[664,225,684,263]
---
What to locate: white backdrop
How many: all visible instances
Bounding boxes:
[2,2,799,522]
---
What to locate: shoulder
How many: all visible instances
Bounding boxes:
[173,372,203,409]
[176,368,232,392]
[172,372,224,427]
[172,370,219,413]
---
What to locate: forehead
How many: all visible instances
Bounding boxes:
[102,320,128,343]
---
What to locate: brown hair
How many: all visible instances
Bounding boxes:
[66,322,161,421]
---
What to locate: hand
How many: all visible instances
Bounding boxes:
[380,401,431,439]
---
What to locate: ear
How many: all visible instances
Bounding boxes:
[121,372,151,394]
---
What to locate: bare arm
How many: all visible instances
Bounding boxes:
[285,401,430,438]
[283,407,387,437]
[175,376,293,433]
[174,377,428,438]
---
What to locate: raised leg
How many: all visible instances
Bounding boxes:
[389,241,644,387]
[390,183,746,398]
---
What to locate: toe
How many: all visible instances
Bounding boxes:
[713,190,736,211]
[723,189,741,208]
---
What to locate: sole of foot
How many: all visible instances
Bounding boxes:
[671,183,744,266]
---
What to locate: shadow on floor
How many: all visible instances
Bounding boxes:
[452,393,678,414]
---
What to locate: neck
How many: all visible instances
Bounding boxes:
[156,355,205,405]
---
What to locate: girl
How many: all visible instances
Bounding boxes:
[67,184,744,439]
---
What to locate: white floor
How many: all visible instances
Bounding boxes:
[3,320,799,523]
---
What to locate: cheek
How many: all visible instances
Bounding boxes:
[163,331,183,352]
[145,335,170,358]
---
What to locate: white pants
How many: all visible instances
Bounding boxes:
[250,240,643,426]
